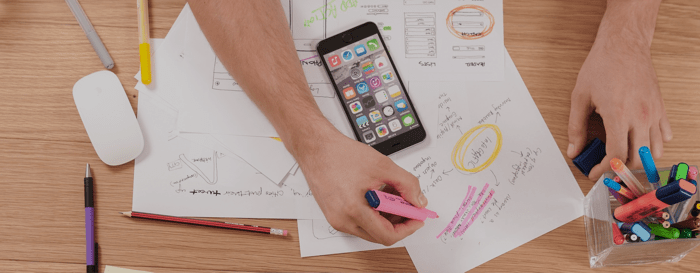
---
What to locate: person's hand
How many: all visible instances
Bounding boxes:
[295,128,427,246]
[567,11,672,180]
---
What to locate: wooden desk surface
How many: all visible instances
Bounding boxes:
[1,0,698,272]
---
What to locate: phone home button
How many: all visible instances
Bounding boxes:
[342,34,353,43]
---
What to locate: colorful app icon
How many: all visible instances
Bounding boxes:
[362,62,375,75]
[374,56,388,70]
[375,91,389,104]
[368,76,382,89]
[349,101,363,114]
[369,110,382,123]
[401,113,415,127]
[376,125,389,137]
[394,99,407,112]
[354,45,367,56]
[341,50,353,61]
[367,39,379,51]
[382,105,395,116]
[350,67,362,80]
[381,71,395,83]
[363,131,376,143]
[389,119,402,132]
[388,85,401,98]
[356,115,369,129]
[328,55,341,68]
[343,87,356,100]
[356,81,369,94]
[362,96,376,108]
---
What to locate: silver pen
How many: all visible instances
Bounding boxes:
[65,0,115,69]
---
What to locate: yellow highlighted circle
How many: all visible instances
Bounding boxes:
[451,124,502,173]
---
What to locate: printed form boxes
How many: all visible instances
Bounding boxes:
[584,166,700,268]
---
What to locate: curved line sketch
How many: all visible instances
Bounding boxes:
[311,219,354,240]
[179,151,219,185]
[451,124,502,173]
[446,5,494,40]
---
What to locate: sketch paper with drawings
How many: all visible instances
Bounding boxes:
[297,52,584,273]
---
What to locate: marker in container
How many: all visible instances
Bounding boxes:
[676,163,689,181]
[689,201,700,218]
[664,165,678,187]
[612,223,624,245]
[626,233,641,243]
[613,179,696,223]
[648,223,680,239]
[618,222,652,242]
[639,146,660,188]
[365,190,438,221]
[608,188,631,205]
[611,158,646,197]
[604,178,637,200]
[688,166,698,181]
[671,217,700,230]
[680,229,695,238]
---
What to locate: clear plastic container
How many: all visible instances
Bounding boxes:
[584,166,700,268]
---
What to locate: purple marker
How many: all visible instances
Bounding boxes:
[85,164,97,273]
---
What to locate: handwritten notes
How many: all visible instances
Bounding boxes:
[397,51,583,273]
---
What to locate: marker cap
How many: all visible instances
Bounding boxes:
[604,178,622,191]
[638,146,660,183]
[657,179,696,205]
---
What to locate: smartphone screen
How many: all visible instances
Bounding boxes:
[320,30,424,153]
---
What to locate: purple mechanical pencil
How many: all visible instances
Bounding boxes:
[85,164,97,273]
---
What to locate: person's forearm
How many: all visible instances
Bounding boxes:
[597,0,662,48]
[189,0,338,159]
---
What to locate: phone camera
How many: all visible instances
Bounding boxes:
[342,34,353,43]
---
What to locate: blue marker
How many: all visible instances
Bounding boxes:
[639,146,660,187]
[618,221,652,242]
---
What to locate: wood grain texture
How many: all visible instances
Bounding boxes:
[0,0,698,272]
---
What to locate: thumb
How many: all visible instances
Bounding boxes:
[567,90,593,158]
[380,160,427,208]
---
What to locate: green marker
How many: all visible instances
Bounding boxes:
[679,228,694,239]
[676,163,689,181]
[648,223,680,239]
[659,170,670,187]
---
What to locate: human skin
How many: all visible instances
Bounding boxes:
[567,0,673,180]
[188,0,428,246]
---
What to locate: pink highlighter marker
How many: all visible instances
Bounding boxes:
[365,190,438,221]
[689,166,698,181]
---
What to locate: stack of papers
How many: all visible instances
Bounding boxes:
[131,2,584,272]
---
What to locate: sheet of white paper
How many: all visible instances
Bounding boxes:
[177,7,354,137]
[176,0,501,136]
[297,218,403,257]
[133,6,302,186]
[397,51,584,273]
[133,94,322,219]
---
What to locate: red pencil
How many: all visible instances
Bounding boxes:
[120,211,288,236]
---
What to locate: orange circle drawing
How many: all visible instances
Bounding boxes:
[446,5,495,40]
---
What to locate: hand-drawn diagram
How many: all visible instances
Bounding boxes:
[404,12,436,58]
[168,151,223,190]
[451,124,502,173]
[211,0,335,98]
[446,5,495,40]
[311,219,354,239]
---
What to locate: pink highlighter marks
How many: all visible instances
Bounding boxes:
[365,190,438,221]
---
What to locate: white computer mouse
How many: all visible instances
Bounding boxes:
[73,70,144,166]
